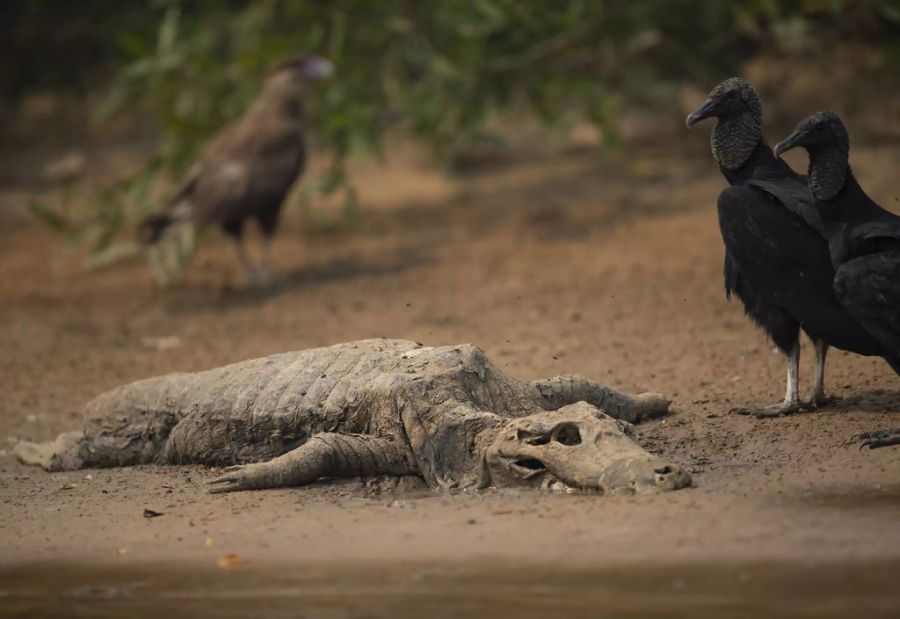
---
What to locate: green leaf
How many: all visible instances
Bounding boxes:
[27,200,70,232]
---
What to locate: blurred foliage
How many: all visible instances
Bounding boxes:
[4,0,900,267]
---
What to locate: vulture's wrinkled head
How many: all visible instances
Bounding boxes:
[775,111,851,200]
[686,77,761,128]
[774,111,849,159]
[686,77,763,170]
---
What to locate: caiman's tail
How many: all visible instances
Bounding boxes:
[15,431,86,471]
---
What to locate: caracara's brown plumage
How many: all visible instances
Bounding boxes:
[139,56,333,285]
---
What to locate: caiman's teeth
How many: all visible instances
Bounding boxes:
[542,479,572,493]
[561,485,605,495]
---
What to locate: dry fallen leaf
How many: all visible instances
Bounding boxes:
[217,553,243,568]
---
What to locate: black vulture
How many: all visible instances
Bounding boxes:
[686,78,888,416]
[138,56,333,285]
[775,111,900,447]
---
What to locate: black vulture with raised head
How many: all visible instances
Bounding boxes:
[138,56,333,286]
[686,78,888,416]
[775,111,900,447]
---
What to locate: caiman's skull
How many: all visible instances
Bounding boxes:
[481,403,691,494]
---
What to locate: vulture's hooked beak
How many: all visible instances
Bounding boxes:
[773,129,803,159]
[686,98,718,128]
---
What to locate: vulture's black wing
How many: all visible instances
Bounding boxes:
[716,145,810,351]
[845,221,900,259]
[717,185,887,357]
[833,251,900,372]
[745,177,827,240]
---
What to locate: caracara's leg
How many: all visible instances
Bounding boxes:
[222,219,260,284]
[254,236,274,287]
[251,204,281,287]
[207,434,414,493]
[531,375,670,424]
[234,238,259,284]
[732,340,801,417]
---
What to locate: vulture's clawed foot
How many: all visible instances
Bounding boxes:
[800,393,835,410]
[730,400,800,418]
[848,428,900,450]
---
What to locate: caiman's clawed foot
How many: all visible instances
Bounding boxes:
[632,392,671,420]
[207,464,267,494]
[730,400,800,418]
[849,428,900,450]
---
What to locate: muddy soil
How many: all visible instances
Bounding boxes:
[1,129,899,616]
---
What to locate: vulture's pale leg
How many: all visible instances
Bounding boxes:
[851,428,900,449]
[208,433,413,493]
[803,339,831,408]
[732,341,801,417]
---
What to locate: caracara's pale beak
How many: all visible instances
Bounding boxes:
[304,57,334,80]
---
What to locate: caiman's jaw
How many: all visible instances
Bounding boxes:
[482,404,691,494]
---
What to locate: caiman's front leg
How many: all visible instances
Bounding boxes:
[531,375,670,423]
[207,434,414,493]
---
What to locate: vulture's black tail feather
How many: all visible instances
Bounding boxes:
[885,355,900,376]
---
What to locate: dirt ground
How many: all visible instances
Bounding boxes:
[1,120,899,616]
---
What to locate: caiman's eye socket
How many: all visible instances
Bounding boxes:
[518,423,582,446]
[518,430,550,446]
[552,423,582,446]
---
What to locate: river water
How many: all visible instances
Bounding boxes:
[2,560,897,618]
